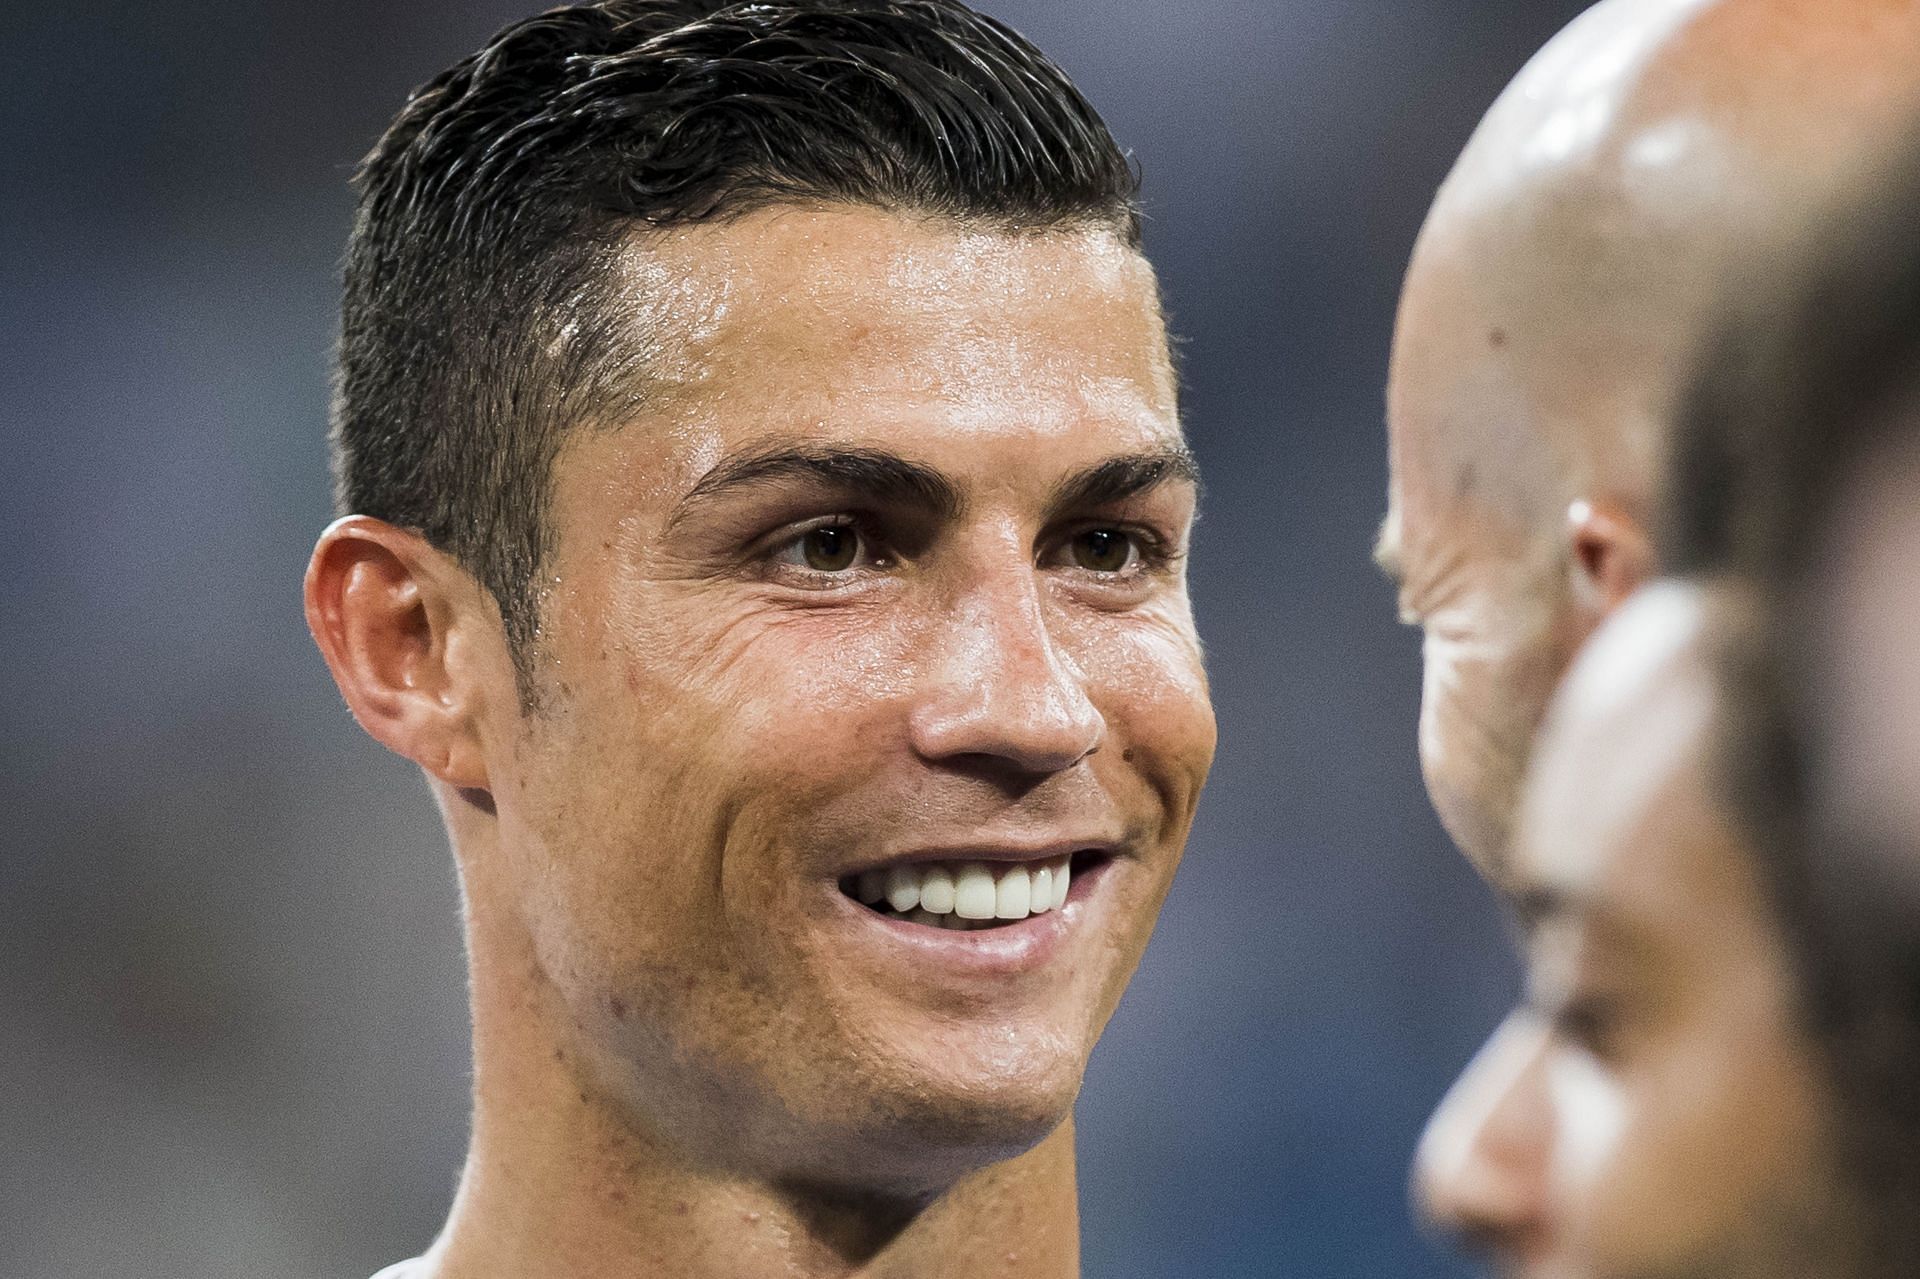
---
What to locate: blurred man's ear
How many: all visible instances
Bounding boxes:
[1567,497,1655,619]
[304,515,501,792]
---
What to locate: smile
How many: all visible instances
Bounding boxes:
[838,853,1101,932]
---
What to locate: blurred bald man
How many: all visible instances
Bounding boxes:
[1378,0,1920,880]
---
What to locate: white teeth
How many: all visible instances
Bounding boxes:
[953,863,998,920]
[994,866,1032,920]
[919,864,957,915]
[1029,865,1053,914]
[885,865,921,914]
[854,855,1083,924]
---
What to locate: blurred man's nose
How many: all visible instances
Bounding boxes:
[907,565,1105,777]
[1414,1013,1552,1258]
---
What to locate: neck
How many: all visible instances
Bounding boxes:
[417,870,1081,1279]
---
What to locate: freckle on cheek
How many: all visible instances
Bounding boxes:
[609,996,628,1020]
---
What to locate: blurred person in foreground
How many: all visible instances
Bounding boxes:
[1410,109,1920,1279]
[1411,581,1888,1278]
[1377,0,1920,882]
[1664,131,1920,1276]
[301,4,1215,1278]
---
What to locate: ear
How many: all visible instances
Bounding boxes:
[304,515,502,791]
[1566,497,1655,619]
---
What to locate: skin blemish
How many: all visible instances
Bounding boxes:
[1451,459,1480,500]
[1489,327,1508,348]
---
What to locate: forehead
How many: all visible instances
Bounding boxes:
[595,206,1179,479]
[1382,202,1691,541]
[1513,588,1743,932]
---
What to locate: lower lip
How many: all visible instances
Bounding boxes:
[825,859,1112,976]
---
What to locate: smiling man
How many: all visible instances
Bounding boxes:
[302,5,1214,1278]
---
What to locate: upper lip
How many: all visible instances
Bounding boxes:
[839,836,1124,879]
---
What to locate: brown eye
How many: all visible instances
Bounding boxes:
[802,525,860,572]
[1070,528,1136,573]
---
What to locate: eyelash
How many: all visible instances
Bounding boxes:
[761,517,891,583]
[754,518,1180,586]
[1055,523,1180,576]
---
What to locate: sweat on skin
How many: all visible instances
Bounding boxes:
[307,206,1215,1279]
[1379,0,1920,881]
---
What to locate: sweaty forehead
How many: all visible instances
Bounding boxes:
[604,205,1175,426]
[1434,0,1920,244]
[1390,0,1920,547]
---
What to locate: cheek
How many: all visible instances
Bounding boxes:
[1544,1052,1629,1206]
[609,594,921,769]
[504,602,922,937]
[1075,611,1216,804]
[1417,633,1512,857]
[1417,622,1562,871]
[1547,1045,1820,1269]
[1542,1052,1665,1266]
[1416,633,1474,784]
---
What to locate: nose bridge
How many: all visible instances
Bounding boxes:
[1415,1013,1552,1244]
[908,551,1104,771]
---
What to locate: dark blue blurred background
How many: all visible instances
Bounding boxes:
[1,2,1591,1274]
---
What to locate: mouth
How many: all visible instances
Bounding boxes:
[838,850,1112,933]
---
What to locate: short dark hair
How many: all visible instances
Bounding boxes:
[1668,135,1920,1275]
[333,0,1141,682]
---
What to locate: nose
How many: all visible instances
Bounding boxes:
[1413,1013,1552,1258]
[907,567,1106,777]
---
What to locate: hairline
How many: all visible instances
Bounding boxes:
[501,197,1155,702]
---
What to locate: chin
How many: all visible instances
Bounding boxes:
[790,1039,1087,1193]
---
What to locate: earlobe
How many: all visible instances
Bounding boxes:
[1567,498,1655,617]
[304,516,496,791]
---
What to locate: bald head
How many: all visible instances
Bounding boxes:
[1381,0,1920,878]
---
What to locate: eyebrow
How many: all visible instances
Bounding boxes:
[1049,444,1201,511]
[670,445,963,525]
[669,441,1200,528]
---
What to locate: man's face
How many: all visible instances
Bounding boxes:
[479,207,1214,1189]
[1382,242,1588,881]
[1414,585,1862,1279]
